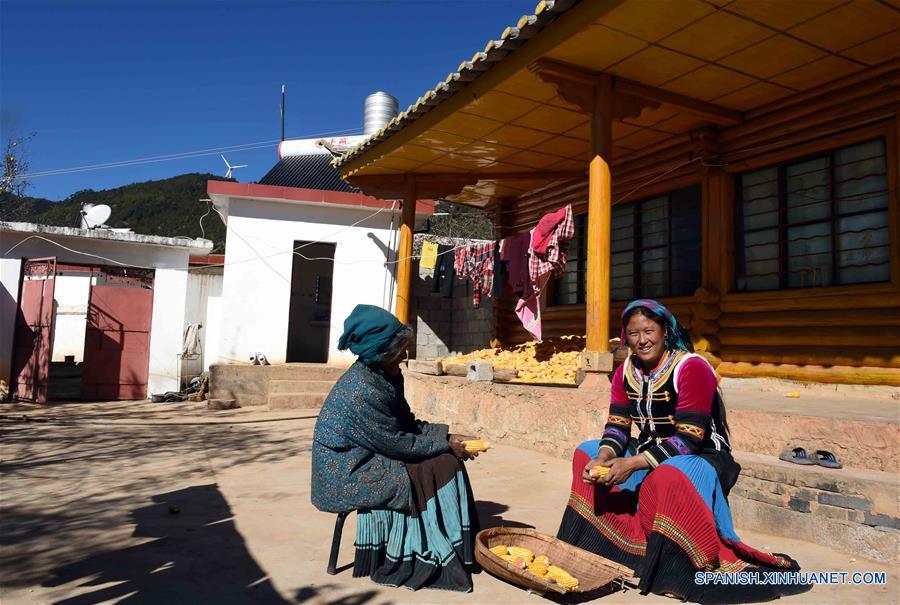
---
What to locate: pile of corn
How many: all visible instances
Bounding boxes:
[489,545,579,589]
[442,335,585,384]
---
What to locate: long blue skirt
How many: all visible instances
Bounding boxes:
[353,453,478,592]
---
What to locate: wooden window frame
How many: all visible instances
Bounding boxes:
[550,184,702,306]
[734,136,891,293]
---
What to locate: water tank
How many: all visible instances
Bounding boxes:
[363,92,399,135]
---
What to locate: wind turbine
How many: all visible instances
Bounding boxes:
[221,155,248,180]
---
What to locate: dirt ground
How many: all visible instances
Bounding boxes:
[1,400,896,605]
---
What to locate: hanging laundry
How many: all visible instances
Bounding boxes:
[500,232,532,298]
[431,244,455,297]
[531,206,568,254]
[514,204,575,341]
[455,242,497,308]
[420,240,438,269]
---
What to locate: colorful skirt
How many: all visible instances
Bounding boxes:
[557,439,811,604]
[353,453,478,592]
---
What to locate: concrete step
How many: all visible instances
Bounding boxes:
[268,364,346,381]
[269,380,336,394]
[267,392,329,411]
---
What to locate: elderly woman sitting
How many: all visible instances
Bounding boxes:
[311,304,479,592]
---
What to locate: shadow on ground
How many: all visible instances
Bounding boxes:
[476,500,535,530]
[39,484,286,604]
[0,416,311,591]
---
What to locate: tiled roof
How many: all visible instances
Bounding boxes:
[333,0,579,169]
[260,154,359,193]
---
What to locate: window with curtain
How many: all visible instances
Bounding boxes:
[551,185,702,305]
[735,138,891,292]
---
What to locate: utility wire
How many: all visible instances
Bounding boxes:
[21,127,363,179]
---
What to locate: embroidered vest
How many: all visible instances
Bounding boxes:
[622,351,729,453]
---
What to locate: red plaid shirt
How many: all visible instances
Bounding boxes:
[529,204,574,288]
[456,242,496,307]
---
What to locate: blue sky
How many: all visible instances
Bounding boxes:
[1,0,535,200]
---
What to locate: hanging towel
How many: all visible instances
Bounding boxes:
[420,241,438,269]
[182,323,202,356]
[514,271,552,342]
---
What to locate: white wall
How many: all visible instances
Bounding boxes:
[0,257,22,398]
[148,267,188,394]
[50,273,91,362]
[0,230,204,398]
[183,269,223,375]
[217,197,399,366]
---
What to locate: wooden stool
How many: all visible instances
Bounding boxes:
[327,511,350,575]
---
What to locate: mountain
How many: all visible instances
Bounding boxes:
[0,173,230,252]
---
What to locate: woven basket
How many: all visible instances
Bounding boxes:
[475,527,635,596]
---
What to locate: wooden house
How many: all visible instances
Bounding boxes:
[334,0,899,386]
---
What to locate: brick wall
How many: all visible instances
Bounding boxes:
[411,254,493,360]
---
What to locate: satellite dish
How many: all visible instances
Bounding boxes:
[80,203,112,229]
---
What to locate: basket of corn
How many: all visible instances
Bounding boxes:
[475,527,634,596]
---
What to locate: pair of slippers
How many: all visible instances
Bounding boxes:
[779,447,842,469]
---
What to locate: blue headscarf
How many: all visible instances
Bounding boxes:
[620,298,693,353]
[338,304,405,364]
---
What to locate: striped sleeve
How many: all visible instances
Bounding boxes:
[642,356,717,467]
[599,365,632,457]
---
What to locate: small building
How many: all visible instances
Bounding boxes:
[333,0,900,387]
[0,221,212,401]
[206,137,433,367]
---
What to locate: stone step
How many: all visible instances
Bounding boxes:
[267,392,329,411]
[729,451,897,564]
[269,380,336,394]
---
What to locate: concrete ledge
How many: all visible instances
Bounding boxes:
[210,363,345,407]
[403,371,897,472]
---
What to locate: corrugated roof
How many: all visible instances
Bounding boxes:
[333,0,580,170]
[259,154,360,193]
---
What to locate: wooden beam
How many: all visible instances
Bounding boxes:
[394,176,416,324]
[585,74,614,367]
[534,59,742,127]
[614,79,743,127]
[534,59,660,119]
[347,170,585,199]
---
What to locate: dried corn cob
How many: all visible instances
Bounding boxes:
[498,554,527,569]
[463,439,490,453]
[589,465,611,479]
[526,560,549,577]
[506,546,534,562]
[489,544,509,557]
[534,554,550,565]
[547,565,579,589]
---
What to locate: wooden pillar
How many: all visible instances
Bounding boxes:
[584,75,613,372]
[394,176,416,324]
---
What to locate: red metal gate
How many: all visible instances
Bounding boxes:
[11,258,57,402]
[81,268,154,400]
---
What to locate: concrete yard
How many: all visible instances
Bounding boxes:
[1,400,896,605]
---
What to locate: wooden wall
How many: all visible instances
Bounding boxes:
[491,65,900,385]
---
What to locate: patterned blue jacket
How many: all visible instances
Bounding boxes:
[311,361,450,513]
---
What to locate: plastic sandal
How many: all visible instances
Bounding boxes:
[779,447,816,465]
[814,450,843,469]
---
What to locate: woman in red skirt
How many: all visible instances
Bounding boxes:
[557,299,810,603]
